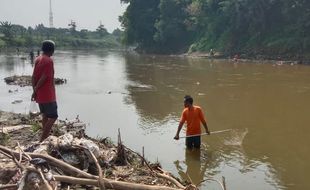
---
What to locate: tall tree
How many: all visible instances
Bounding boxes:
[154,0,193,53]
[120,0,160,51]
[0,21,14,43]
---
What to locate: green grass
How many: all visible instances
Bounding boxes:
[31,123,42,134]
[0,132,10,145]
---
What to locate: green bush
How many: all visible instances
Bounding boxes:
[0,39,5,48]
[31,123,42,133]
[0,132,10,145]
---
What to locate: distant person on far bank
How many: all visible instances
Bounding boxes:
[233,53,240,62]
[31,40,58,142]
[16,48,20,56]
[209,48,215,57]
[29,50,34,63]
[276,56,283,65]
[174,95,210,149]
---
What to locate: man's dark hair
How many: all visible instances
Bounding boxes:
[184,95,193,105]
[41,40,55,53]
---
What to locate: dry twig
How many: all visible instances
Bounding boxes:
[0,184,17,189]
[74,144,106,190]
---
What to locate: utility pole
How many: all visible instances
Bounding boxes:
[68,20,77,31]
[49,0,54,28]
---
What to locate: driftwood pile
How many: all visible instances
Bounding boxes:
[0,112,190,190]
[4,75,67,87]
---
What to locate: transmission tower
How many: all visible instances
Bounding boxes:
[49,0,54,28]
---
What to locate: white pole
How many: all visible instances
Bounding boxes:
[179,129,232,139]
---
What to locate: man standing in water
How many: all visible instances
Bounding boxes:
[32,40,58,142]
[29,50,35,64]
[174,95,210,149]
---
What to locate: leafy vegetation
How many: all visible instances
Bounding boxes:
[119,0,160,52]
[120,0,310,59]
[0,21,123,49]
[31,122,42,134]
[0,132,10,145]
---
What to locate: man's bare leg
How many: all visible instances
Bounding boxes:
[42,114,48,128]
[40,115,57,142]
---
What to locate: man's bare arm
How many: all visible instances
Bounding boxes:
[202,121,210,135]
[31,74,47,100]
[174,122,184,140]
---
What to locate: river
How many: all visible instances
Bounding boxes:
[1,50,310,190]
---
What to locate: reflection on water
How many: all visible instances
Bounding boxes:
[174,149,208,185]
[174,141,283,190]
[1,51,310,190]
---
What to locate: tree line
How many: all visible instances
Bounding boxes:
[0,21,123,49]
[120,0,310,60]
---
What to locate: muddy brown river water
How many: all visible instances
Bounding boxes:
[1,50,310,190]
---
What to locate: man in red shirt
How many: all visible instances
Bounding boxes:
[174,95,210,149]
[32,40,58,142]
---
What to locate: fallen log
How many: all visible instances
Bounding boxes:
[54,175,182,190]
[0,184,17,189]
[157,172,185,189]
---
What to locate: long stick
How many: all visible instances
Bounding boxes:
[54,175,182,190]
[179,129,232,139]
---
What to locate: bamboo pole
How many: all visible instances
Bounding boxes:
[179,129,232,139]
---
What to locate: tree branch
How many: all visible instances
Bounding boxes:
[54,175,183,190]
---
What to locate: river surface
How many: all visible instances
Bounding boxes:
[1,50,310,190]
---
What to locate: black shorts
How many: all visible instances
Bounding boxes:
[186,136,201,149]
[39,102,58,118]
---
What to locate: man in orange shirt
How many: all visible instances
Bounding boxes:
[174,95,210,149]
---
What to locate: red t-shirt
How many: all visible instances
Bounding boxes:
[32,55,56,103]
[180,106,207,135]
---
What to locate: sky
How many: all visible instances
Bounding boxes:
[0,0,127,32]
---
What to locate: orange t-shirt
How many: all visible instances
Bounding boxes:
[180,106,207,135]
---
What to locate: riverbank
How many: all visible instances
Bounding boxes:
[128,46,310,65]
[3,45,308,65]
[0,110,189,190]
[181,51,310,65]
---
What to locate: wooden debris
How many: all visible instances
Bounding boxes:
[4,75,67,87]
[115,129,128,166]
[0,145,185,190]
[0,184,17,189]
[0,113,163,189]
[54,175,182,190]
[0,111,227,190]
[1,125,32,134]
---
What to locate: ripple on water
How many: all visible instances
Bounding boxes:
[127,82,157,92]
[224,128,248,146]
[230,73,243,76]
